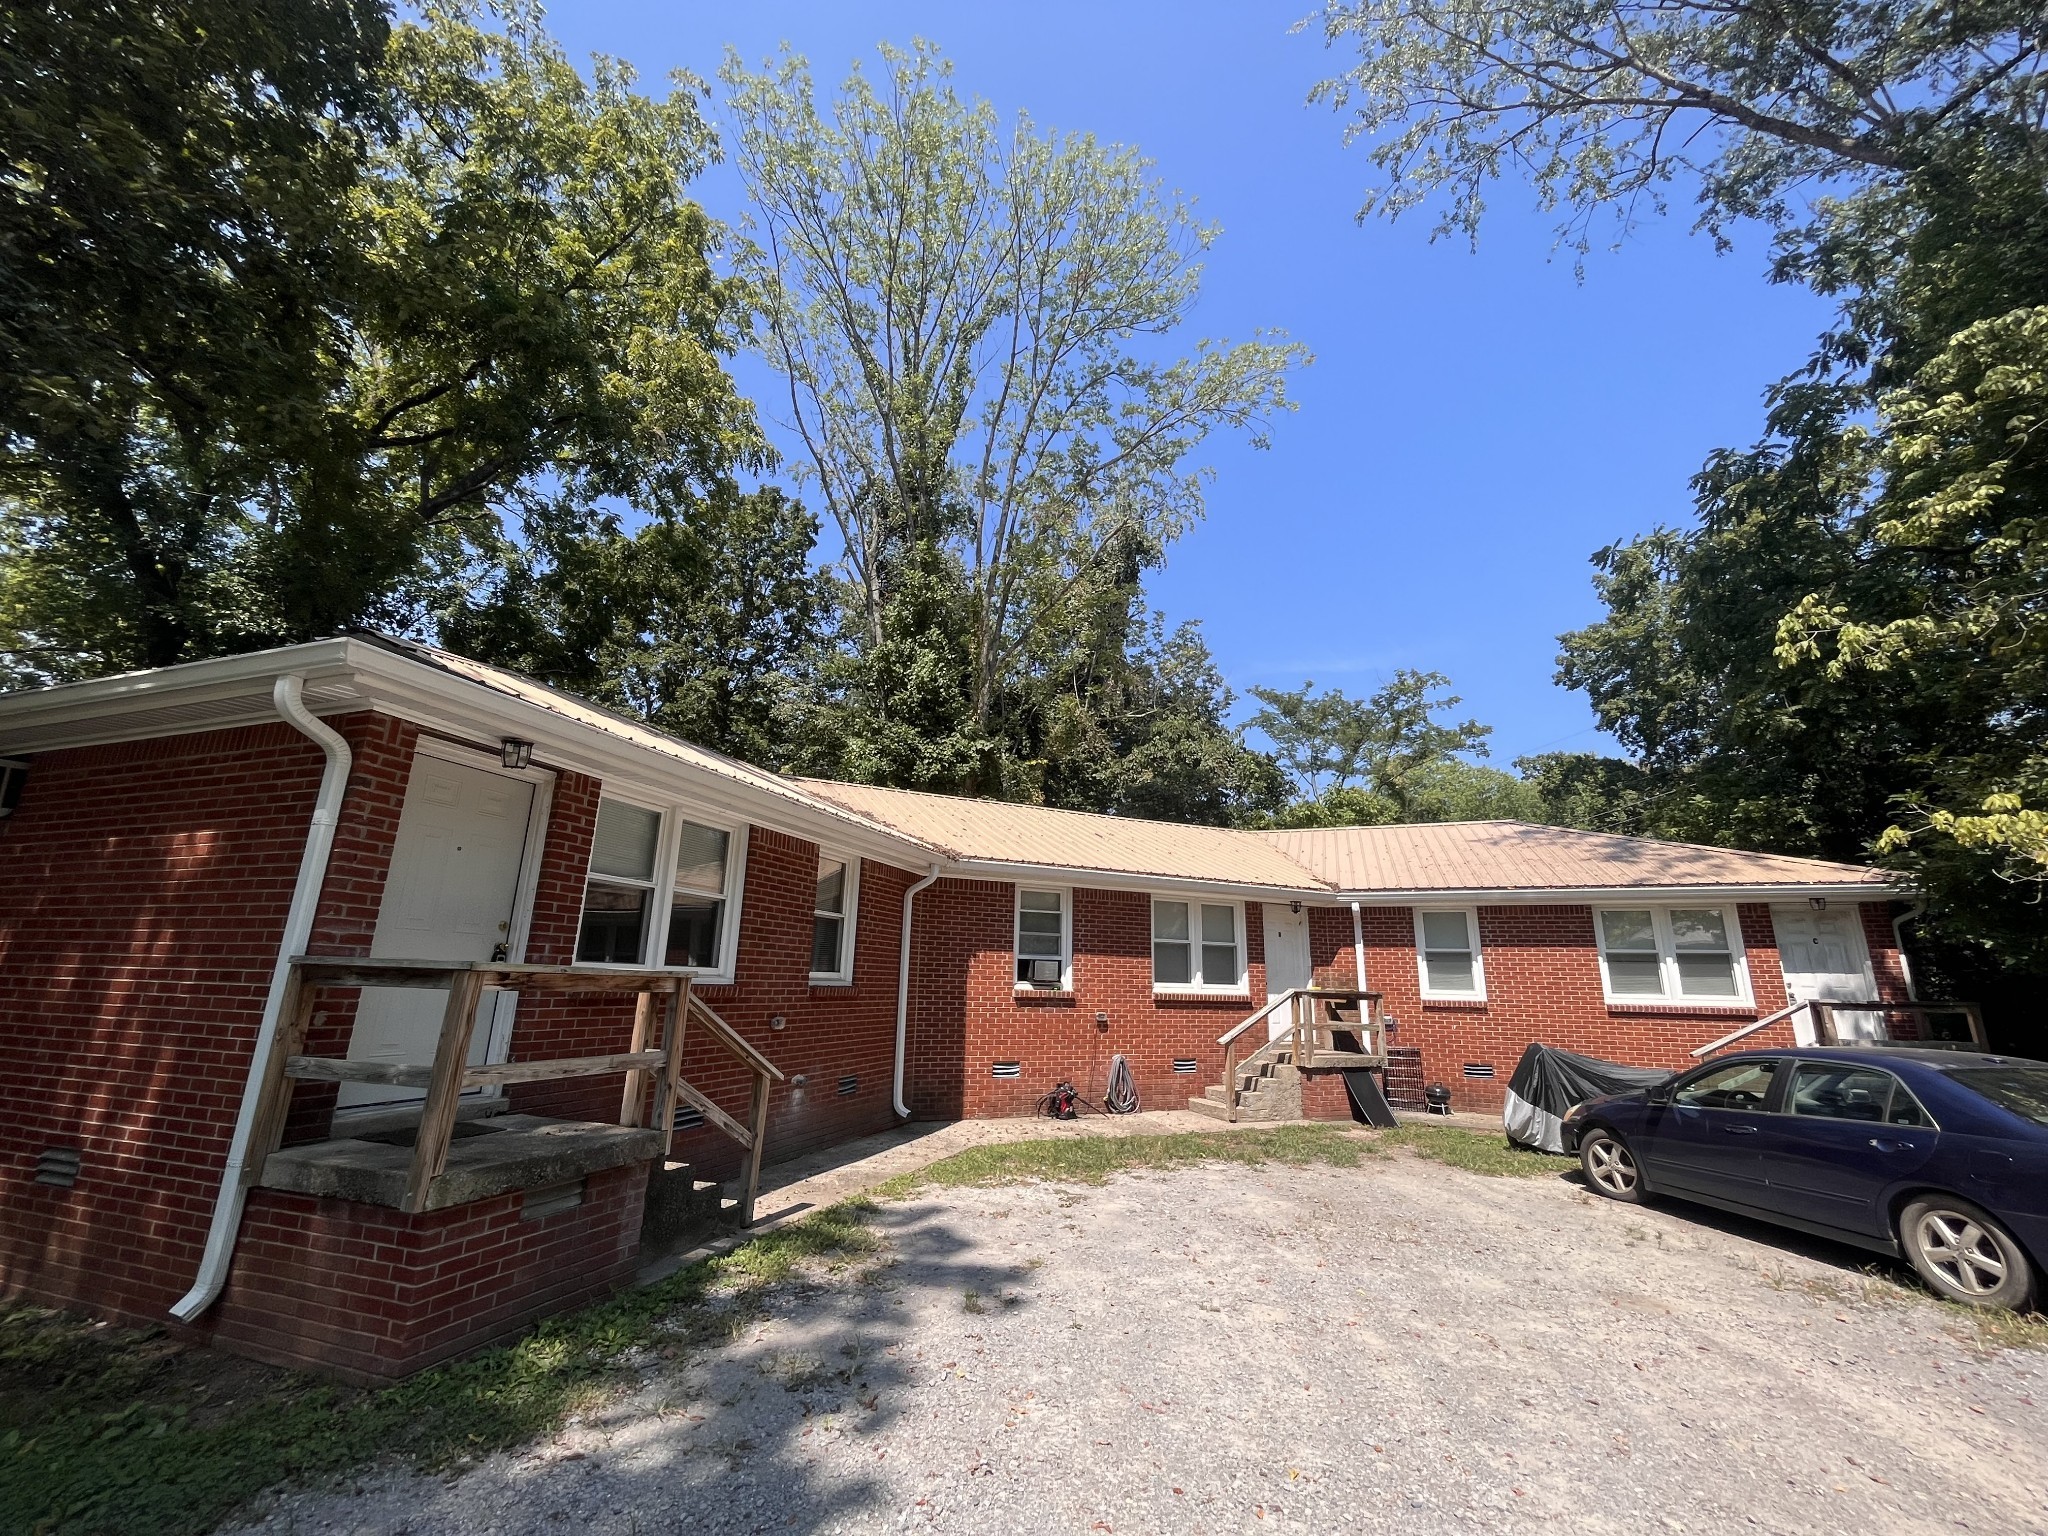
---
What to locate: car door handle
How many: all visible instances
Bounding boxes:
[1721,1125,1759,1135]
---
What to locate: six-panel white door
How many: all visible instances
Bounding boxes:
[1262,905,1313,1043]
[1771,905,1882,1041]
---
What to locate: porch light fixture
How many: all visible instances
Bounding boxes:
[1808,896,1829,911]
[1290,900,1302,914]
[500,738,534,770]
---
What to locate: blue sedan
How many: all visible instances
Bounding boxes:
[1562,1046,2048,1311]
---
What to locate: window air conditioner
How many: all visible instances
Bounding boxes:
[1028,958,1062,985]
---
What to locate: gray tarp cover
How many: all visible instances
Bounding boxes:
[1503,1043,1673,1154]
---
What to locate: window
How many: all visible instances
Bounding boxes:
[1596,907,1749,1003]
[0,758,26,819]
[578,798,661,964]
[1951,1067,2048,1127]
[1414,908,1484,999]
[1151,898,1244,992]
[1788,1062,1932,1126]
[810,855,857,982]
[1015,888,1069,988]
[664,821,731,969]
[576,796,742,976]
[1673,1059,1778,1110]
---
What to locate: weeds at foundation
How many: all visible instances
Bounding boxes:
[0,1201,882,1536]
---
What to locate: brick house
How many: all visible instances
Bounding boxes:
[0,636,1914,1379]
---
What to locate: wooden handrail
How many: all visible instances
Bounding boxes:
[258,956,782,1221]
[1216,989,1386,1120]
[1689,999,1811,1058]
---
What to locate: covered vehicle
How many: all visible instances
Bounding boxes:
[1503,1042,1672,1154]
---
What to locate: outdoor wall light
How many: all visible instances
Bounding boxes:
[1808,896,1829,911]
[500,738,534,769]
[1290,900,1302,914]
[1094,1010,1108,1024]
[790,1073,808,1089]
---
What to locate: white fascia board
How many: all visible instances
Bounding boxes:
[944,859,1334,904]
[1334,883,1907,905]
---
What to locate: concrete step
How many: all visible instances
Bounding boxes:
[642,1159,732,1241]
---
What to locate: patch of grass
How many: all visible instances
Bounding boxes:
[0,1201,880,1536]
[1370,1124,1564,1178]
[871,1123,1369,1196]
[1956,1304,2048,1354]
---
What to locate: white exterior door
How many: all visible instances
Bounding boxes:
[1262,905,1313,1043]
[339,753,537,1109]
[1772,905,1882,1041]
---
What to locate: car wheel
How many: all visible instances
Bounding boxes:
[1580,1127,1644,1203]
[1899,1196,2037,1311]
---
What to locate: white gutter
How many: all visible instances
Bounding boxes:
[1350,900,1367,992]
[893,863,943,1119]
[1892,900,1926,1000]
[170,676,352,1322]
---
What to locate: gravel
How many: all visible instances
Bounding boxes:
[233,1149,2048,1535]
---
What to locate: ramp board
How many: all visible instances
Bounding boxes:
[1342,1068,1400,1128]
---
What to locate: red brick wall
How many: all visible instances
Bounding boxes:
[207,1163,646,1381]
[903,881,1272,1118]
[0,713,404,1324]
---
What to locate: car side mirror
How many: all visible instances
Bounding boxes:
[1647,1084,1673,1107]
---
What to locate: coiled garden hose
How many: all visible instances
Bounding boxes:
[1104,1053,1139,1115]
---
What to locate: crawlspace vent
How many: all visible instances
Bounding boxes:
[34,1147,81,1188]
[990,1061,1023,1080]
[522,1178,585,1221]
[1462,1063,1496,1079]
[1172,1059,1199,1074]
[673,1105,706,1130]
[837,1074,858,1097]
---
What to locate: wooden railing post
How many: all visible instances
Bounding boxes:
[1223,1038,1240,1123]
[619,991,654,1128]
[740,1065,771,1225]
[402,967,488,1214]
[244,962,320,1183]
[649,976,689,1157]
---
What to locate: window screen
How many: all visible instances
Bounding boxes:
[1420,910,1479,995]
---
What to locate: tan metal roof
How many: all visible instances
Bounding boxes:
[793,781,1324,890]
[1257,820,1894,895]
[797,783,1894,895]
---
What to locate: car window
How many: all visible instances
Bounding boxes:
[1886,1082,1936,1128]
[1949,1067,2048,1127]
[1789,1063,1898,1123]
[1673,1060,1778,1110]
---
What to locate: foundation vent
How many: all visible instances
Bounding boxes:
[522,1178,585,1221]
[673,1106,706,1131]
[34,1147,81,1188]
[836,1074,858,1097]
[1462,1063,1496,1079]
[1172,1059,1199,1074]
[990,1061,1023,1079]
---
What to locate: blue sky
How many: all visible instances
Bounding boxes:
[544,0,1837,765]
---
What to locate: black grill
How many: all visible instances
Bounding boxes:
[837,1074,858,1096]
[35,1148,81,1188]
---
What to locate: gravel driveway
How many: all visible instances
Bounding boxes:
[237,1147,2047,1535]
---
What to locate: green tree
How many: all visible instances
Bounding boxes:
[720,41,1305,791]
[1,1,760,680]
[1249,670,1498,824]
[440,487,825,767]
[0,0,390,679]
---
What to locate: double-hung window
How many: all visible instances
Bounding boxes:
[578,799,662,964]
[1596,907,1748,1003]
[576,796,742,978]
[1015,888,1069,988]
[1415,908,1485,999]
[1152,898,1244,992]
[810,855,858,983]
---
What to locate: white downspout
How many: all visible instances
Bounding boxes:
[893,863,943,1120]
[1891,900,1925,1001]
[1350,901,1367,992]
[170,676,351,1322]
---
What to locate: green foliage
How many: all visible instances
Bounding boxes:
[0,1203,879,1536]
[442,487,826,768]
[1249,670,1512,824]
[1,0,759,681]
[1375,1125,1562,1177]
[870,1124,1368,1196]
[1309,0,2045,254]
[721,40,1305,785]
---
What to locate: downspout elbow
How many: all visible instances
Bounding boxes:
[170,676,351,1322]
[893,863,942,1120]
[1891,900,1926,1002]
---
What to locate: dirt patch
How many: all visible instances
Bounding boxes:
[233,1152,2048,1535]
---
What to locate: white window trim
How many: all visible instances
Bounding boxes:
[578,796,748,985]
[809,852,860,986]
[1014,884,1073,992]
[1594,905,1754,1007]
[1413,906,1487,1002]
[1150,893,1250,996]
